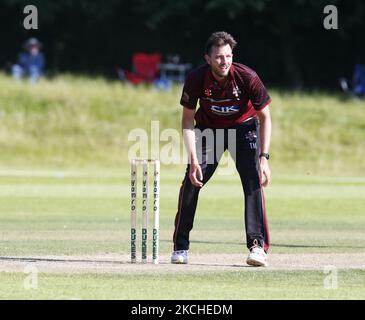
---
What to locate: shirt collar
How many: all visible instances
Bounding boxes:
[229,63,235,78]
[206,64,234,88]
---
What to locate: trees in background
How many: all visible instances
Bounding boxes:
[1,0,364,89]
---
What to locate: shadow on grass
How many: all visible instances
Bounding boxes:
[191,240,364,249]
[0,256,127,264]
[0,256,252,268]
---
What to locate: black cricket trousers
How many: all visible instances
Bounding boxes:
[173,118,270,252]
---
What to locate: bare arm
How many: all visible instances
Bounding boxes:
[256,106,272,187]
[182,107,203,187]
[182,107,198,163]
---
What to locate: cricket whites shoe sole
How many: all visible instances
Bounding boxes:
[171,250,188,264]
[246,246,268,267]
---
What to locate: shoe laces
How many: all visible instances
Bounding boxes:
[249,239,265,252]
[249,245,266,255]
[174,250,187,255]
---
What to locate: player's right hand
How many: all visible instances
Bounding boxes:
[189,163,203,187]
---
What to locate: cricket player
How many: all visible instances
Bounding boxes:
[171,31,271,267]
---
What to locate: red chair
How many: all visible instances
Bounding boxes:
[119,53,161,85]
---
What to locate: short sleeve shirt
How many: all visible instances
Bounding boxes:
[180,62,271,128]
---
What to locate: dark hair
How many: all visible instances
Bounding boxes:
[205,31,237,55]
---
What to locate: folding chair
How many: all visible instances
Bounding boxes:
[117,53,161,85]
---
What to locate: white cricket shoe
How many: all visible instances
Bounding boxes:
[246,246,268,267]
[171,250,188,264]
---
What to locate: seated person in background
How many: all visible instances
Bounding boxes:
[339,64,365,98]
[352,64,365,97]
[12,37,45,83]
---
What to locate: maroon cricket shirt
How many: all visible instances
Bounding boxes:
[180,62,271,128]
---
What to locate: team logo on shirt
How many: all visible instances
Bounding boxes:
[210,105,240,115]
[232,85,242,98]
[204,89,212,97]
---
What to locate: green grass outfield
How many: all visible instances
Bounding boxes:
[0,73,364,175]
[0,167,364,299]
[2,270,365,300]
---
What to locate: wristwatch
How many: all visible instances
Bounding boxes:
[259,153,270,160]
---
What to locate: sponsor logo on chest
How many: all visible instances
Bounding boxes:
[210,105,240,115]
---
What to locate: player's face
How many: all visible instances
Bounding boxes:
[205,44,233,79]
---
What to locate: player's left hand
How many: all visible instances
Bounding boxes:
[260,158,271,187]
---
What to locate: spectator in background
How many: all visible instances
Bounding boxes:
[12,38,45,83]
[339,64,365,98]
[352,64,365,97]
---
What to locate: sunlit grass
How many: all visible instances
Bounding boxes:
[0,72,364,175]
